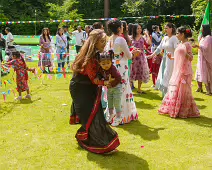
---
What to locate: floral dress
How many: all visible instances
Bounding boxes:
[130,37,150,82]
[8,58,29,92]
[106,37,138,124]
[39,36,52,67]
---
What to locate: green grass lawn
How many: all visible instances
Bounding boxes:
[14,38,40,45]
[13,36,75,45]
[0,57,212,170]
[14,37,55,45]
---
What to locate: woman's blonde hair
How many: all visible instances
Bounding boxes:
[72,29,105,73]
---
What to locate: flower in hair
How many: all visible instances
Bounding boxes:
[186,29,191,33]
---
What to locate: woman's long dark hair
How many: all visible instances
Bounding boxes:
[177,26,192,39]
[128,23,133,36]
[121,21,131,46]
[132,23,142,40]
[202,24,211,37]
[42,28,51,42]
[108,20,122,35]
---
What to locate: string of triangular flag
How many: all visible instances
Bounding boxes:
[0,66,72,102]
[0,15,198,25]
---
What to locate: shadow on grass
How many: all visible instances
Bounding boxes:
[118,121,165,141]
[194,97,205,101]
[0,103,16,119]
[197,105,207,110]
[183,115,212,128]
[135,101,156,110]
[19,97,42,104]
[31,84,48,95]
[5,97,42,105]
[87,151,149,170]
[133,89,162,101]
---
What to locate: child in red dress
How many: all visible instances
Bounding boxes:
[5,51,35,100]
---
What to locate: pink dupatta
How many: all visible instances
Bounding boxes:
[169,43,190,86]
[200,36,212,64]
[199,36,212,88]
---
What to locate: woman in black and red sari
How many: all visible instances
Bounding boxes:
[70,29,120,154]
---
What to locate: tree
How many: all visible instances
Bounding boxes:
[121,0,195,30]
[122,0,193,16]
[192,0,210,29]
[47,0,81,20]
[74,0,125,19]
[47,0,83,31]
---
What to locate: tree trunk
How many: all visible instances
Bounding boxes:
[104,0,110,18]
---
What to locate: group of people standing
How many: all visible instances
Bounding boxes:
[1,20,211,155]
[69,19,212,154]
[38,22,105,73]
[38,26,70,72]
[0,27,14,62]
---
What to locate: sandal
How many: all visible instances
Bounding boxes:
[106,113,116,123]
[111,116,123,127]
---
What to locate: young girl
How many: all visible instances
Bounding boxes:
[5,51,35,100]
[97,50,122,126]
[158,26,200,118]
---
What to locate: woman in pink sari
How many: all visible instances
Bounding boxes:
[194,25,212,95]
[158,26,200,118]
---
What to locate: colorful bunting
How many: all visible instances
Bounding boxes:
[0,15,198,25]
[1,66,72,102]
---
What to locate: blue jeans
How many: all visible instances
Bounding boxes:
[107,84,122,113]
[58,53,65,68]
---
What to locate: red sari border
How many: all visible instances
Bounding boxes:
[77,135,120,154]
[85,87,102,131]
[76,132,88,141]
[69,115,80,125]
[75,87,102,141]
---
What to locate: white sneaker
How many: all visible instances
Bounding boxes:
[111,116,123,127]
[15,96,22,101]
[25,94,31,99]
[106,113,116,123]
